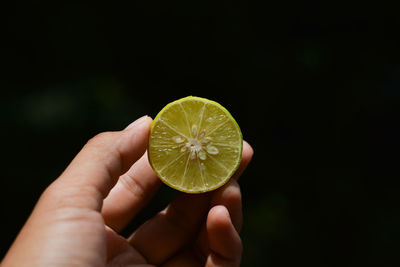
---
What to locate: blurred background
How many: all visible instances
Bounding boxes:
[2,1,400,266]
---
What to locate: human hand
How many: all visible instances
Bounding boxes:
[2,115,253,266]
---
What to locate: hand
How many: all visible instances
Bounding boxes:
[2,115,253,267]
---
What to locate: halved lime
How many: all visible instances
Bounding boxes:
[148,96,243,193]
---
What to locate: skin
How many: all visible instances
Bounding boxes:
[2,115,253,267]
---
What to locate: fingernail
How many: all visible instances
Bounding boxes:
[125,115,150,130]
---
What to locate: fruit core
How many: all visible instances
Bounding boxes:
[172,124,220,161]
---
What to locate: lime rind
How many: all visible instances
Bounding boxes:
[148,96,243,193]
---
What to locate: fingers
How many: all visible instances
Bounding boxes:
[159,180,242,267]
[205,206,242,267]
[102,152,162,232]
[42,116,152,212]
[128,192,213,265]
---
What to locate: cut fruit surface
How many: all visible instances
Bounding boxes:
[148,96,243,193]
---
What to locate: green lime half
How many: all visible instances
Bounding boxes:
[148,96,243,193]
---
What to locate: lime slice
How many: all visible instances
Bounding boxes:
[148,96,243,193]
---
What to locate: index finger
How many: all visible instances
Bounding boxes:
[102,152,161,232]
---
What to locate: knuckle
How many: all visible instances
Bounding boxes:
[86,131,117,147]
[119,173,146,201]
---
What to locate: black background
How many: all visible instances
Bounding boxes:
[2,1,400,266]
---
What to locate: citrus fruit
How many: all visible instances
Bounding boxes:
[148,96,243,193]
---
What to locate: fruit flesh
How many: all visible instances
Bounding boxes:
[148,96,242,193]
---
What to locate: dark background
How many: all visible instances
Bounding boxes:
[2,1,400,266]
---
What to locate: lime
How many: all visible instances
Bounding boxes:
[148,96,243,193]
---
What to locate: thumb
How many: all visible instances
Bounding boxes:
[43,115,152,212]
